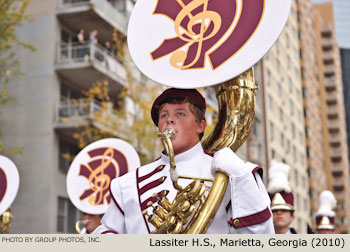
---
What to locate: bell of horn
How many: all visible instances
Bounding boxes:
[186,67,257,233]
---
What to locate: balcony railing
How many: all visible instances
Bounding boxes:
[56,98,130,136]
[323,51,334,60]
[324,65,336,74]
[326,92,337,102]
[57,0,130,33]
[322,37,334,48]
[56,98,101,123]
[324,77,336,88]
[330,147,343,157]
[327,107,339,116]
[57,42,127,81]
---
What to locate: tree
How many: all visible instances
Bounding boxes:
[0,0,35,154]
[60,29,164,165]
[63,28,216,166]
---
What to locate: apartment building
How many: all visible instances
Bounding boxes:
[313,2,350,234]
[296,0,331,231]
[0,0,143,233]
[262,0,310,233]
[313,0,350,176]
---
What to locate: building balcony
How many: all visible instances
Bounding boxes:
[333,177,344,187]
[324,77,336,89]
[332,164,345,173]
[329,135,342,145]
[320,25,332,37]
[329,147,343,158]
[322,37,334,48]
[57,0,130,38]
[327,107,339,117]
[323,51,334,61]
[54,98,129,139]
[323,65,336,74]
[56,42,128,94]
[326,92,337,103]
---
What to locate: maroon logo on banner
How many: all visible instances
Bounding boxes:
[78,147,128,206]
[0,167,7,203]
[151,0,264,70]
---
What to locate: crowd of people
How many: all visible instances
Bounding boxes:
[75,28,117,62]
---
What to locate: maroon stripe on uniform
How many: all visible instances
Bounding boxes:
[109,186,124,216]
[136,168,151,234]
[228,207,271,228]
[138,176,167,195]
[252,166,263,178]
[101,230,118,234]
[138,165,164,183]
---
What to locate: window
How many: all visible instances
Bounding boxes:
[59,138,80,174]
[279,108,284,122]
[280,132,285,148]
[276,58,280,72]
[293,145,297,162]
[266,70,271,85]
[290,100,294,115]
[268,95,273,110]
[277,83,282,97]
[288,77,293,92]
[302,176,307,189]
[291,122,295,137]
[294,169,299,187]
[57,197,81,233]
[270,122,275,140]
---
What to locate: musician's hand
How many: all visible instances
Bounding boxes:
[211,147,249,177]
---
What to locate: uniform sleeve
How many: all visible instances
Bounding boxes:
[227,164,275,234]
[92,178,126,234]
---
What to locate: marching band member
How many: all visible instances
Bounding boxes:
[79,213,104,234]
[93,88,274,234]
[268,160,297,234]
[315,190,337,234]
[66,138,140,234]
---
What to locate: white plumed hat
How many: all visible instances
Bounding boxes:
[316,190,336,230]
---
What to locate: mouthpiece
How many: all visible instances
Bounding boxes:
[163,127,176,140]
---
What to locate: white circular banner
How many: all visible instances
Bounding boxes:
[66,138,140,215]
[128,0,291,88]
[0,155,20,216]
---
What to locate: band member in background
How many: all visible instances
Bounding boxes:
[80,213,103,234]
[268,160,297,234]
[315,190,337,234]
[94,88,274,234]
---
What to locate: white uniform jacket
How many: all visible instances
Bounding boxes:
[93,143,274,234]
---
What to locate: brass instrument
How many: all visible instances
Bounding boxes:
[145,67,257,233]
[0,208,13,234]
[75,219,89,234]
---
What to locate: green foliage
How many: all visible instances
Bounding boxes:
[0,0,34,155]
[0,0,35,84]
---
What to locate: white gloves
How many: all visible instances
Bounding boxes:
[211,147,249,177]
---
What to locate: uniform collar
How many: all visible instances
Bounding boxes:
[160,142,203,163]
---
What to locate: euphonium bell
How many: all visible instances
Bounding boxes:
[75,219,89,234]
[0,208,13,234]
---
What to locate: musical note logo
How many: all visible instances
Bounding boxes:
[78,147,128,206]
[151,0,265,70]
